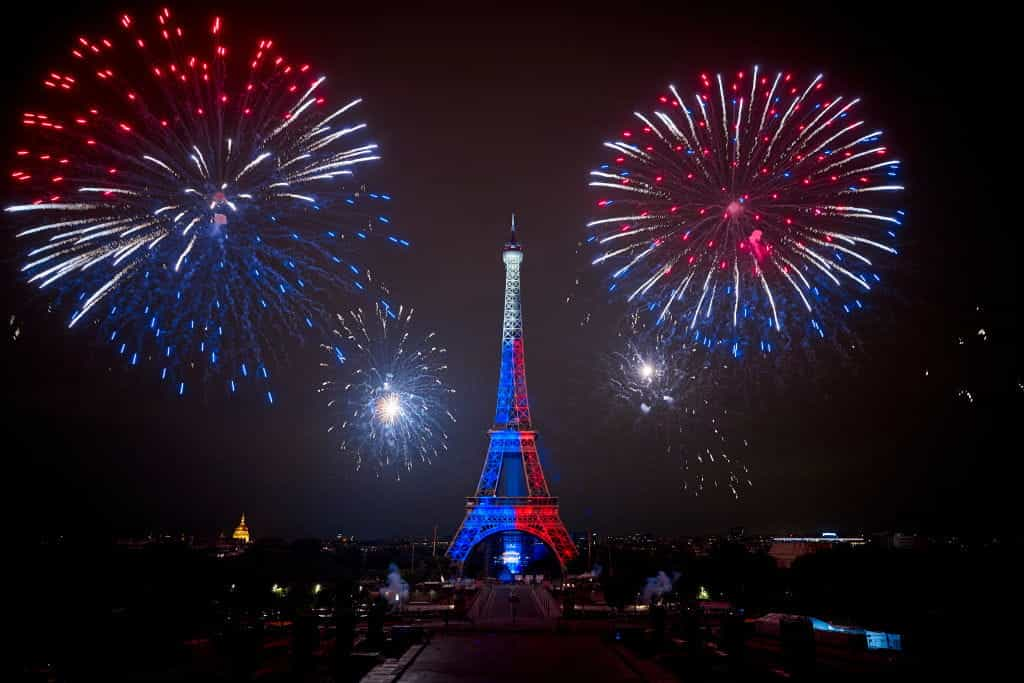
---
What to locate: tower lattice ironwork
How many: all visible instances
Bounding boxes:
[447,218,576,570]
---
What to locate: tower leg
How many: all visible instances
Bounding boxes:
[446,500,576,571]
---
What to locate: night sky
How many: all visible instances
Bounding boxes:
[3,2,1018,541]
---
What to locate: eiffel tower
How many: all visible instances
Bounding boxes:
[447,217,576,572]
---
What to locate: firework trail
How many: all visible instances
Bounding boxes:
[675,400,752,499]
[606,316,752,498]
[319,302,455,477]
[588,67,904,357]
[5,9,406,400]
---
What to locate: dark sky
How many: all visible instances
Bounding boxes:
[3,2,1018,541]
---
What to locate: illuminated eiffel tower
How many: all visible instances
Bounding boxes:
[447,218,576,572]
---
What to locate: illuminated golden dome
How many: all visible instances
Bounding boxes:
[232,513,251,544]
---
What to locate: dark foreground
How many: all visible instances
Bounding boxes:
[393,632,642,682]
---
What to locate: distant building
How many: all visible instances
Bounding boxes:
[743,535,774,554]
[869,531,931,551]
[880,532,928,551]
[231,513,252,544]
[768,533,865,568]
[571,530,599,556]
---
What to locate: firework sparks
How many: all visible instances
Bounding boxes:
[6,9,406,398]
[320,302,455,477]
[609,333,689,417]
[675,402,752,499]
[607,318,753,498]
[925,303,1022,408]
[588,67,904,356]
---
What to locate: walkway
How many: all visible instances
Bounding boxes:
[393,632,644,682]
[470,584,558,628]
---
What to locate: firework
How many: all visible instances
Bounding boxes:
[608,329,695,418]
[606,320,752,498]
[675,401,752,499]
[588,67,903,356]
[320,302,455,477]
[5,9,406,399]
[922,303,1023,408]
